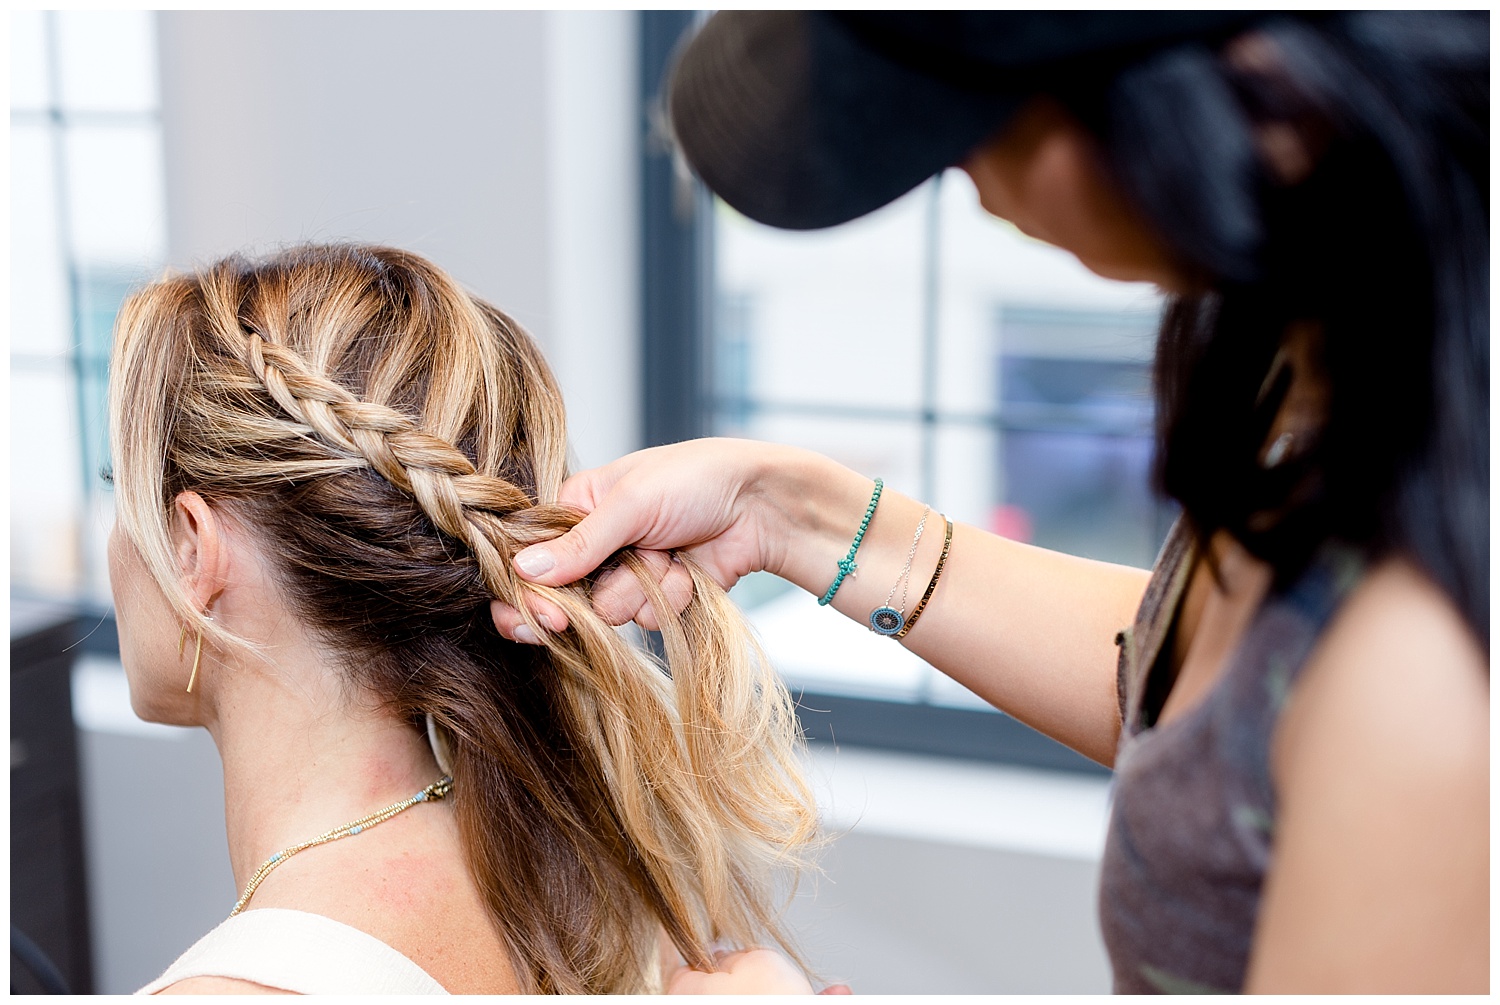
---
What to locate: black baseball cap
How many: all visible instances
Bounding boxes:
[667,11,1271,231]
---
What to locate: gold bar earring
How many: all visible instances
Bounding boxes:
[186,630,203,694]
[181,619,205,693]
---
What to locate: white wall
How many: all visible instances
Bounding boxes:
[157,10,640,470]
[545,12,642,471]
[73,658,234,994]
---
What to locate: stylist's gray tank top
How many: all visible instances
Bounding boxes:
[1099,520,1366,993]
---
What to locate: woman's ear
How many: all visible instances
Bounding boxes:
[171,491,230,611]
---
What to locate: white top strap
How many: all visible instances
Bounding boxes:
[136,908,448,995]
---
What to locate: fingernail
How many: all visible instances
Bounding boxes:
[537,614,556,631]
[515,547,555,578]
[513,625,540,644]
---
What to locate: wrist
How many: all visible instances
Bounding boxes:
[751,446,876,594]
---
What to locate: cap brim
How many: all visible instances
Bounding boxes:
[668,12,1023,231]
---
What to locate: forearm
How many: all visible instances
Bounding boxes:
[762,447,1148,766]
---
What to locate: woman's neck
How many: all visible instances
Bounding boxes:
[194,634,520,993]
[203,644,443,893]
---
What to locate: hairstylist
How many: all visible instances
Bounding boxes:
[494,12,1489,993]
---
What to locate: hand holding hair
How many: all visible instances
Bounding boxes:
[495,438,845,641]
[663,947,820,995]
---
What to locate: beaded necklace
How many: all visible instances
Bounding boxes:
[230,774,454,917]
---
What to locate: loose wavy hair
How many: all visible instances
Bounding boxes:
[108,244,819,993]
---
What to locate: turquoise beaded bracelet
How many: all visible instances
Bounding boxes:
[819,478,883,606]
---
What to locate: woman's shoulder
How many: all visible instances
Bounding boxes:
[155,975,285,995]
[1299,555,1484,716]
[1278,554,1486,772]
[1248,558,1488,990]
[138,907,449,996]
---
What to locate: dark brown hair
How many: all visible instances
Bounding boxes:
[1080,11,1487,642]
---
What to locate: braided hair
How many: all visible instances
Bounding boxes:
[108,244,818,993]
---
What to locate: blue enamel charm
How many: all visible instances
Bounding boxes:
[869,606,904,636]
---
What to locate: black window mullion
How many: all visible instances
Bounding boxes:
[639,11,711,449]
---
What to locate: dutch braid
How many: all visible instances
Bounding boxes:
[239,328,546,599]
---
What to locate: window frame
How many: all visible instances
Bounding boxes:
[637,12,1110,776]
[10,10,163,607]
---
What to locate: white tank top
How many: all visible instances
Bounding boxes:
[136,908,448,995]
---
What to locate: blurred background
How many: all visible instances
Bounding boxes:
[11,11,1171,994]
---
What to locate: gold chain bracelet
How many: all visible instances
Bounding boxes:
[894,517,952,640]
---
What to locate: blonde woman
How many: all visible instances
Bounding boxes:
[107,245,819,994]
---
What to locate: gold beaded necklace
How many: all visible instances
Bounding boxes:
[230,775,454,917]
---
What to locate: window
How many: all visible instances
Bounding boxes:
[640,15,1171,771]
[11,11,166,606]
